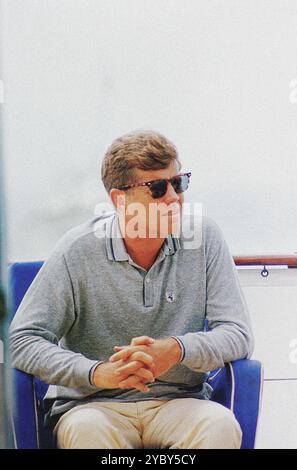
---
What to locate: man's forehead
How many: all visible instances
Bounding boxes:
[134,161,179,182]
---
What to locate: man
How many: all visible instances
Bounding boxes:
[9,130,253,449]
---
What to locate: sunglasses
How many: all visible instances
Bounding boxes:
[117,172,191,199]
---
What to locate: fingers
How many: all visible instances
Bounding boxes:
[127,351,156,369]
[113,336,154,352]
[131,336,154,346]
[115,360,142,379]
[110,346,142,363]
[115,360,155,381]
[134,382,150,393]
[134,367,155,382]
[114,352,156,378]
[118,375,151,392]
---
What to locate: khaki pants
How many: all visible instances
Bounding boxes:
[54,398,242,449]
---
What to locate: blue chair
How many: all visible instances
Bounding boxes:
[9,261,263,449]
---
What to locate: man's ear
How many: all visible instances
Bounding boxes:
[109,188,125,210]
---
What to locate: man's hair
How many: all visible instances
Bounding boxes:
[101,130,181,193]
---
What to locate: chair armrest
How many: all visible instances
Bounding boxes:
[208,359,263,449]
[12,369,38,449]
[230,359,263,449]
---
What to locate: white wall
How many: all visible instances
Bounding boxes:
[1,0,297,261]
[239,268,297,449]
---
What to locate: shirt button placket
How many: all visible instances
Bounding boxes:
[144,275,154,307]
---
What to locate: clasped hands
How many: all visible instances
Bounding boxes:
[92,336,182,393]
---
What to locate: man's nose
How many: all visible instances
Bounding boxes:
[163,182,179,203]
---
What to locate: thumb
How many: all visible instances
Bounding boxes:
[131,336,155,347]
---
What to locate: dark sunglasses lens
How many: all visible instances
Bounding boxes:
[150,179,168,198]
[171,175,190,193]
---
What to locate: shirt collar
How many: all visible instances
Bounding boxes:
[105,212,181,262]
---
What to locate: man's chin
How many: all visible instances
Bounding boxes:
[158,219,181,237]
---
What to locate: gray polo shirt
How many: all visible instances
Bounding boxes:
[9,211,254,426]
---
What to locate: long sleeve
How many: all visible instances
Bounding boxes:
[173,216,254,373]
[9,246,99,391]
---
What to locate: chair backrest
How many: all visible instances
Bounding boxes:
[9,262,43,322]
[9,261,53,448]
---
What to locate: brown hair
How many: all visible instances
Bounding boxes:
[101,129,181,193]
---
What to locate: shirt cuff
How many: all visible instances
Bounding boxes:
[170,336,185,363]
[88,361,104,386]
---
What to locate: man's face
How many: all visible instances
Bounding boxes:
[118,161,184,239]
